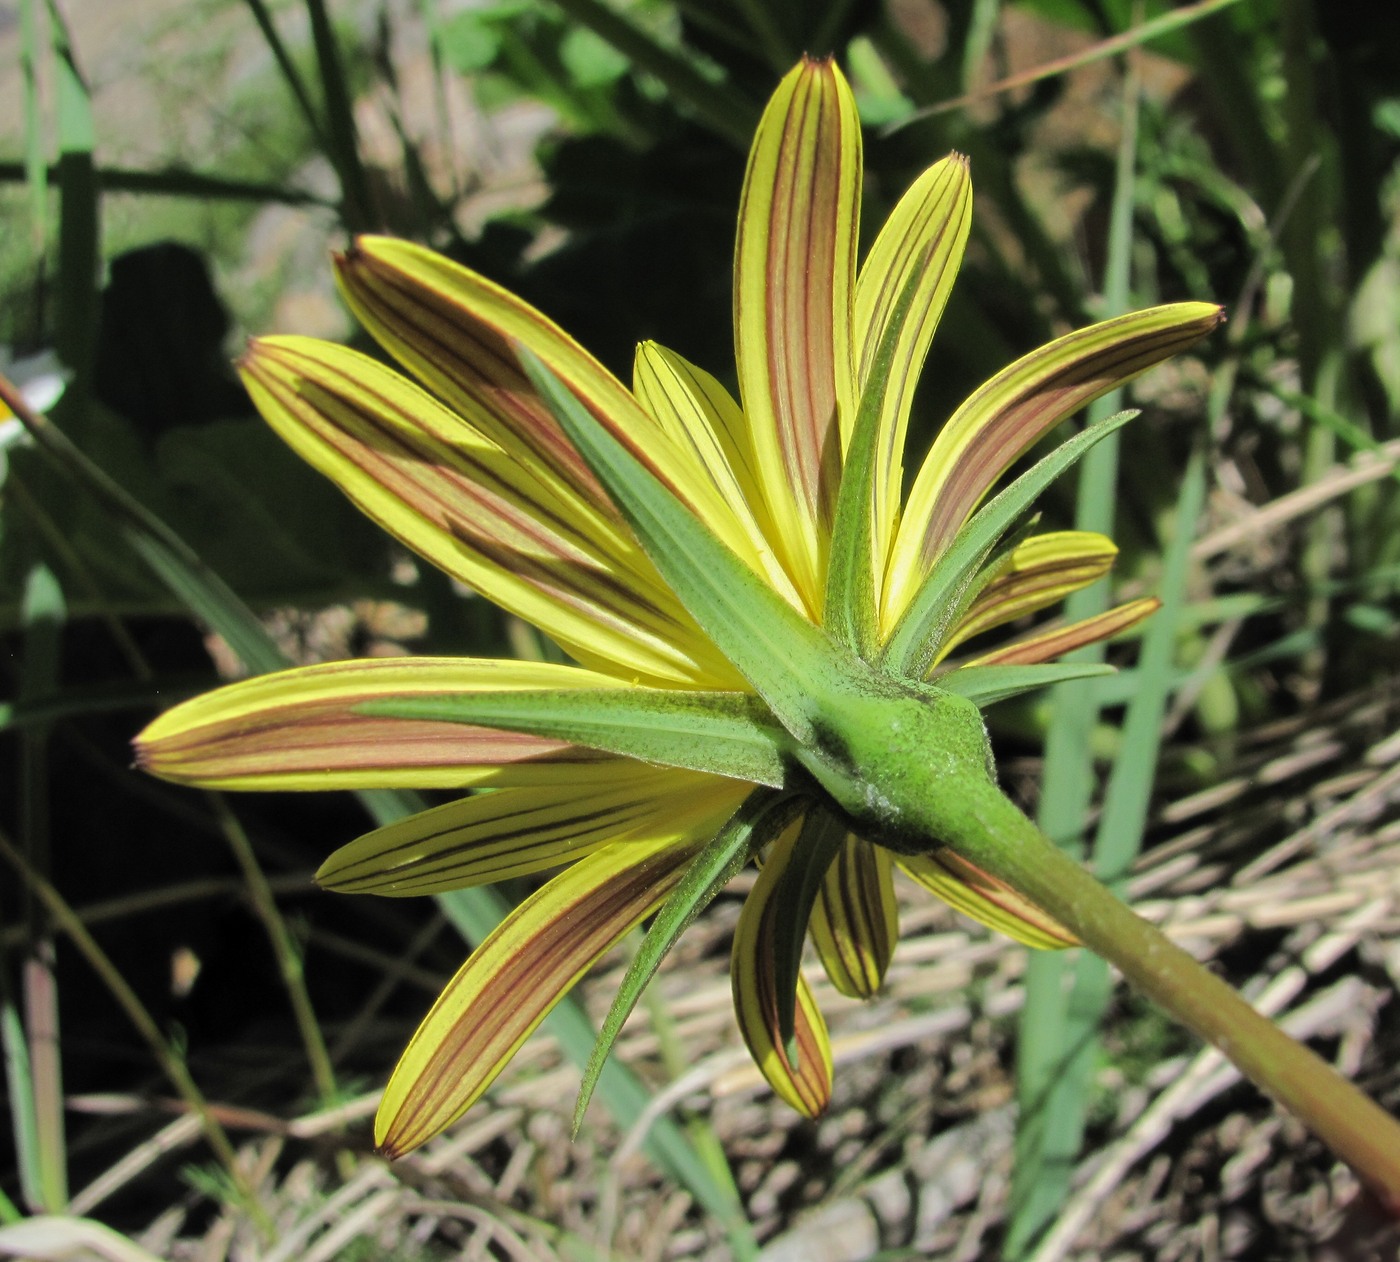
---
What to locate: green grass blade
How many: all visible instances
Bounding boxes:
[898,0,1247,123]
[18,564,67,1212]
[239,0,332,155]
[18,0,46,248]
[45,0,97,404]
[0,384,282,677]
[303,0,375,230]
[1006,49,1142,1258]
[1,979,42,1214]
[0,830,261,1219]
[545,0,758,148]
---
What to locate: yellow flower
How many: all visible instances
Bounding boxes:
[135,58,1220,1156]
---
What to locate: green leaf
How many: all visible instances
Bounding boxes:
[824,241,925,658]
[938,662,1116,707]
[883,409,1140,679]
[360,687,792,787]
[544,0,757,148]
[572,789,802,1133]
[516,344,855,746]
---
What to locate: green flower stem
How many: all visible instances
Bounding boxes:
[936,780,1400,1211]
[804,684,1400,1210]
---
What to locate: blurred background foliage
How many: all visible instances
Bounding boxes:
[2,0,1399,1256]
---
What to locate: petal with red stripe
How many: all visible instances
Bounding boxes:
[375,833,705,1157]
[734,57,862,609]
[134,657,626,791]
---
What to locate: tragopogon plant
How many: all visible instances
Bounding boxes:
[134,59,1400,1204]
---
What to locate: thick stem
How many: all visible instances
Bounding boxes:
[947,784,1400,1212]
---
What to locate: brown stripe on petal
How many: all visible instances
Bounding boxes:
[920,328,1207,566]
[339,243,706,522]
[945,552,1117,652]
[380,837,699,1155]
[809,835,896,998]
[244,340,731,683]
[136,698,598,788]
[337,248,611,500]
[730,815,834,1117]
[321,784,678,894]
[764,64,851,525]
[917,848,1078,947]
[746,946,831,1117]
[263,342,627,570]
[970,597,1160,667]
[906,307,1224,576]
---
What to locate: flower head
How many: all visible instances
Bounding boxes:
[135,58,1221,1155]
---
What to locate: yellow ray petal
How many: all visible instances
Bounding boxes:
[935,531,1118,664]
[734,57,862,609]
[853,153,972,592]
[375,834,704,1156]
[318,764,746,895]
[240,336,739,687]
[885,302,1224,625]
[633,341,806,612]
[134,657,627,791]
[729,816,833,1116]
[899,850,1077,949]
[966,596,1160,666]
[807,834,898,998]
[337,238,749,562]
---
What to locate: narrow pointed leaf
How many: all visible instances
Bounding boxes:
[937,662,1116,707]
[733,57,862,608]
[376,835,703,1157]
[134,657,631,791]
[572,789,802,1132]
[886,302,1224,622]
[808,834,898,998]
[882,409,1140,679]
[361,687,792,787]
[825,222,930,656]
[517,344,853,744]
[899,850,1077,949]
[318,765,744,896]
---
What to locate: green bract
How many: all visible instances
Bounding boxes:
[135,57,1221,1157]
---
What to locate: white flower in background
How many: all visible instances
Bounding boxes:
[0,347,68,452]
